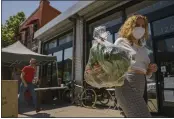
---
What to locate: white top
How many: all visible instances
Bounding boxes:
[114,37,151,78]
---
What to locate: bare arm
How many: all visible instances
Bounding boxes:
[146,68,152,75]
[146,64,157,79]
[21,72,27,87]
[146,68,153,79]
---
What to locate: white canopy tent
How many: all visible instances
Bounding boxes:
[2,41,57,66]
[2,41,63,91]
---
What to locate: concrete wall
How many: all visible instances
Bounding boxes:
[74,17,84,93]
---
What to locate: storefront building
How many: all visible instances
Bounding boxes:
[34,0,174,117]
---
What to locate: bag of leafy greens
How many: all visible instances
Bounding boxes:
[84,26,135,88]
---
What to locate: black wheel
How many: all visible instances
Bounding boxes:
[81,89,97,108]
[99,90,110,105]
[62,89,73,103]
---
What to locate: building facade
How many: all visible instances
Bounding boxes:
[34,0,174,117]
[17,0,61,52]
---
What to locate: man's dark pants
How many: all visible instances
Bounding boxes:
[18,82,37,108]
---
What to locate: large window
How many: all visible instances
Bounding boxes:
[48,39,57,49]
[126,1,174,17]
[152,16,174,37]
[51,48,72,85]
[44,31,73,87]
[63,47,73,83]
[59,32,73,46]
[44,44,48,52]
[54,50,63,62]
[45,32,73,51]
[53,50,63,86]
[157,37,174,52]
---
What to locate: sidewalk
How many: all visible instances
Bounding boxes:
[18,105,123,118]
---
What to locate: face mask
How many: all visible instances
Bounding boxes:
[132,27,145,40]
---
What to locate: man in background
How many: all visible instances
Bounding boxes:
[18,58,41,113]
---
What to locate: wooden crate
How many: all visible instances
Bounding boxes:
[2,80,18,118]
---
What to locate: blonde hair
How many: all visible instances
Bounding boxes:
[118,14,149,45]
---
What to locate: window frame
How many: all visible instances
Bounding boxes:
[43,29,73,85]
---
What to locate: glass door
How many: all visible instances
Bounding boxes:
[151,15,174,116]
[63,47,73,83]
[155,36,174,117]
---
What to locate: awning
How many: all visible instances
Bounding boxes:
[2,41,57,66]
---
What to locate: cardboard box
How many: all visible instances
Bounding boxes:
[2,80,18,118]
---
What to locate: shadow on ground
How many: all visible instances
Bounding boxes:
[19,100,72,114]
[20,113,55,118]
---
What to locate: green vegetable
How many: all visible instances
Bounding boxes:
[84,42,131,88]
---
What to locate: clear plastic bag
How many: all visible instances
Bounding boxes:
[84,26,134,88]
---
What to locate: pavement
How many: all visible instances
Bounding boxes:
[18,104,123,118]
[18,99,165,118]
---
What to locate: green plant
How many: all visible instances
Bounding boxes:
[2,12,26,47]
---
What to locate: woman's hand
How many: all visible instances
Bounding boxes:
[95,38,104,44]
[147,63,158,73]
[94,64,102,73]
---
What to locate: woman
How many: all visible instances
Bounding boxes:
[114,14,158,117]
